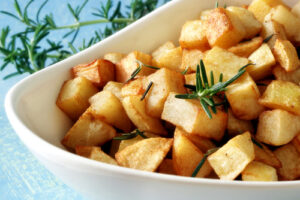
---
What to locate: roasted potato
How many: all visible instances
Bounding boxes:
[76,146,117,165]
[273,65,300,85]
[102,81,123,100]
[227,109,254,136]
[103,52,125,64]
[241,161,278,181]
[180,49,205,72]
[228,37,263,58]
[158,159,175,175]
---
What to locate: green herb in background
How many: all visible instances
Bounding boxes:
[113,129,148,140]
[0,0,167,79]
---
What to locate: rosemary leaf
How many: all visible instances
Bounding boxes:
[113,129,147,140]
[196,64,203,91]
[141,81,153,101]
[200,99,212,119]
[251,138,264,149]
[184,84,196,91]
[136,60,160,69]
[200,60,209,88]
[191,148,219,177]
[263,34,274,43]
[175,93,198,99]
[181,66,189,75]
[210,71,214,86]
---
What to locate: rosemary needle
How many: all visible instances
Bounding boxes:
[125,60,159,83]
[263,34,274,43]
[141,81,153,101]
[113,129,147,140]
[191,148,219,177]
[251,138,264,149]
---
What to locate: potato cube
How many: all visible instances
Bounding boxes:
[72,59,115,88]
[103,52,125,64]
[151,41,182,72]
[200,9,213,21]
[121,77,146,98]
[173,129,212,178]
[248,43,276,80]
[256,109,300,146]
[253,142,281,168]
[242,161,278,181]
[272,39,300,72]
[122,95,167,135]
[292,134,300,153]
[227,109,254,136]
[205,8,246,48]
[158,159,175,175]
[118,132,158,152]
[259,80,300,116]
[273,65,300,85]
[184,73,196,86]
[144,68,186,118]
[102,81,123,100]
[56,77,98,121]
[226,6,262,39]
[271,5,300,42]
[179,20,209,50]
[115,138,173,172]
[116,51,153,83]
[61,111,116,150]
[228,37,263,58]
[88,91,132,132]
[292,1,300,18]
[161,93,227,141]
[180,49,205,72]
[75,146,117,165]
[274,143,300,180]
[207,132,255,180]
[248,0,286,22]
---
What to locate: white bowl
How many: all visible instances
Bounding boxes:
[5,0,300,199]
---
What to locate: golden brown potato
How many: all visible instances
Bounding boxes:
[274,143,300,180]
[56,76,98,121]
[88,91,132,132]
[208,132,255,180]
[256,109,300,146]
[253,142,282,169]
[226,6,262,39]
[158,159,175,175]
[205,8,246,48]
[199,9,213,21]
[259,80,300,116]
[122,95,167,135]
[61,111,116,150]
[292,1,300,18]
[161,93,227,141]
[227,109,254,136]
[292,134,300,153]
[152,41,182,72]
[179,20,209,50]
[173,129,212,178]
[115,138,173,172]
[75,146,117,165]
[144,68,186,118]
[180,49,205,72]
[228,37,263,58]
[121,77,146,98]
[116,51,153,83]
[118,132,158,152]
[103,52,125,64]
[273,65,300,85]
[241,161,278,181]
[272,39,300,72]
[248,43,276,81]
[184,73,196,86]
[248,0,286,22]
[72,59,115,88]
[102,81,123,100]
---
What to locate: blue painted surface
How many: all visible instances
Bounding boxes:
[0,0,166,199]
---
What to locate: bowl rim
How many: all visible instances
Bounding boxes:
[4,0,300,188]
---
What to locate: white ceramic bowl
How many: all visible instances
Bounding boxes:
[5,0,300,199]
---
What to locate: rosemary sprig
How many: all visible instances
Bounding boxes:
[175,60,253,119]
[141,81,153,101]
[125,60,159,83]
[263,34,274,43]
[113,129,147,140]
[251,137,264,149]
[191,148,219,177]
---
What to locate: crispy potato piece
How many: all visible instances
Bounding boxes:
[208,132,255,180]
[227,109,254,136]
[121,77,146,98]
[271,5,300,42]
[103,52,125,64]
[226,6,262,39]
[115,138,173,172]
[102,81,123,100]
[62,111,116,150]
[179,20,209,50]
[116,51,153,83]
[248,43,276,81]
[72,59,115,88]
[144,68,186,118]
[205,8,246,48]
[118,132,158,152]
[259,80,300,116]
[274,143,300,180]
[272,39,300,72]
[180,49,205,72]
[273,65,300,85]
[292,134,300,153]
[184,73,196,86]
[122,95,167,135]
[88,91,132,132]
[75,146,117,165]
[228,37,263,58]
[242,161,278,181]
[261,13,287,49]
[161,93,227,141]
[248,0,286,22]
[254,142,282,168]
[158,159,175,175]
[292,1,300,18]
[256,109,300,146]
[173,129,212,178]
[152,41,182,72]
[56,77,98,121]
[175,128,216,153]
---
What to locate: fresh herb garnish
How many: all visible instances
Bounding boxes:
[263,34,274,43]
[113,129,147,140]
[191,148,219,177]
[141,81,153,101]
[125,60,159,83]
[175,60,253,119]
[181,66,189,75]
[251,137,264,149]
[215,1,219,8]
